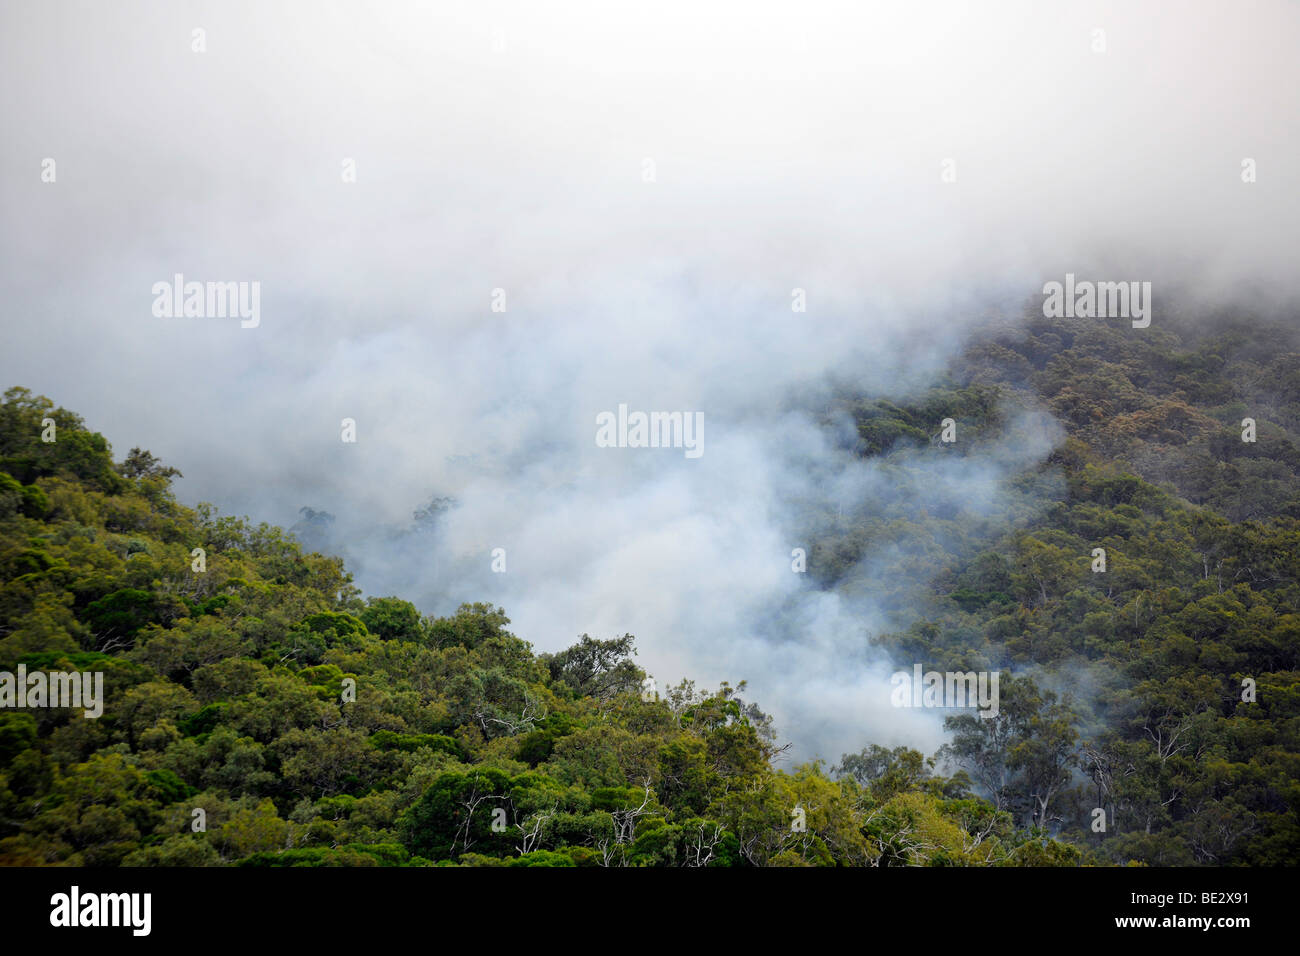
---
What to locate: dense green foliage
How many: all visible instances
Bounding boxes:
[825,313,1300,864]
[0,388,1070,866]
[1,309,1297,868]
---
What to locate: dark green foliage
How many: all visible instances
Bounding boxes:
[0,714,36,766]
[179,703,227,738]
[369,730,466,761]
[515,730,556,766]
[360,597,426,643]
[237,843,409,867]
[401,769,515,859]
[299,612,368,646]
[143,768,194,803]
[507,850,575,867]
[81,588,159,641]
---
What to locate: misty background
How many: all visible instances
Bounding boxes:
[2,0,1297,761]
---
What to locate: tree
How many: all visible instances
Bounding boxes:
[117,448,182,482]
[541,633,641,701]
[360,596,427,643]
[940,674,1080,829]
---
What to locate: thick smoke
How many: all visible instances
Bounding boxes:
[1,0,1297,759]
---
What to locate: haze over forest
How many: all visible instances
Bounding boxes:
[1,1,1298,868]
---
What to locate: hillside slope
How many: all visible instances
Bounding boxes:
[0,386,1072,867]
[2,304,1298,868]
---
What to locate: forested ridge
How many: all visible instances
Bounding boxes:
[819,311,1300,864]
[0,310,1297,866]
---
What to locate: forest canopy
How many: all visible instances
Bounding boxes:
[1,309,1297,866]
